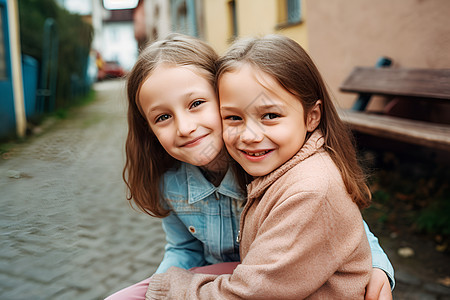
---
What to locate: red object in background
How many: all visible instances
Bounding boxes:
[98,61,125,81]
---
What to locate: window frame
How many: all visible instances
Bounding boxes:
[276,0,302,30]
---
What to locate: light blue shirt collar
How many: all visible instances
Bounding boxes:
[185,163,245,204]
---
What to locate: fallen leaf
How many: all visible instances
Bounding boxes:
[436,243,448,252]
[7,170,21,179]
[437,277,450,287]
[398,247,415,258]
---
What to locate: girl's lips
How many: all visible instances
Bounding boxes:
[181,134,208,147]
[240,149,273,161]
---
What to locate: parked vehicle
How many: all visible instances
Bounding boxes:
[97,58,125,81]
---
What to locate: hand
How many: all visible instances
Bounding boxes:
[365,268,392,300]
[145,274,167,300]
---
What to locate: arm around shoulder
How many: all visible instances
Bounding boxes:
[147,190,372,299]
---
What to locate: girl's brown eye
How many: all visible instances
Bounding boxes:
[225,116,241,121]
[262,113,280,120]
[191,100,205,109]
[156,114,171,123]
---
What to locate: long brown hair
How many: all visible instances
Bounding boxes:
[216,35,371,209]
[124,33,219,217]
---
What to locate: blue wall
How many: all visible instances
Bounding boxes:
[22,55,38,119]
[0,0,16,139]
[0,1,39,140]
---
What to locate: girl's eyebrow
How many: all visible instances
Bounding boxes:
[147,104,166,113]
[147,91,199,114]
[257,104,284,111]
[220,103,287,113]
[220,106,239,112]
[255,105,286,117]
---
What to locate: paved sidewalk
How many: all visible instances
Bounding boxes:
[0,80,165,299]
[0,80,449,299]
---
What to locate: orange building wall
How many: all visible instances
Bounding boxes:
[306,0,450,109]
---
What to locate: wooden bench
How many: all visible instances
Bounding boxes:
[338,67,450,152]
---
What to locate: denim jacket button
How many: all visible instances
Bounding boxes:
[188,226,196,234]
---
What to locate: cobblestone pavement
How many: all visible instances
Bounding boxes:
[0,80,449,299]
[0,80,165,299]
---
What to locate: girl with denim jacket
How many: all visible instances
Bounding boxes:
[105,34,394,299]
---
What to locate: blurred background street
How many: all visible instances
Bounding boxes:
[0,80,165,299]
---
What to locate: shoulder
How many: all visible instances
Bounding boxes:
[279,151,340,195]
[265,151,359,216]
[267,152,365,237]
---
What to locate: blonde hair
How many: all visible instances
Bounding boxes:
[124,33,219,217]
[217,35,371,209]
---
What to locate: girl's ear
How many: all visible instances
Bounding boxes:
[306,100,322,132]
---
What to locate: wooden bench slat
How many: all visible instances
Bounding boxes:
[340,67,450,101]
[338,109,450,152]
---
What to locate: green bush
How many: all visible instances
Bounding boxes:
[416,197,450,236]
[18,0,93,110]
[368,150,450,239]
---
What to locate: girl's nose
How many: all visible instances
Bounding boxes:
[240,122,263,144]
[176,115,197,136]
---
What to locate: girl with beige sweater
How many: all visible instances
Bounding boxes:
[146,34,380,299]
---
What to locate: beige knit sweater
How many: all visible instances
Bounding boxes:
[147,131,372,299]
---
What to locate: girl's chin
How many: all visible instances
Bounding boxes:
[202,155,229,173]
[193,159,215,168]
[190,155,219,168]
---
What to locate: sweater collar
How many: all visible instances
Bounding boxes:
[247,130,325,200]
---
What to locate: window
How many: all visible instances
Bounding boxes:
[171,0,198,37]
[277,0,302,29]
[228,0,237,39]
[287,0,301,23]
[175,0,188,34]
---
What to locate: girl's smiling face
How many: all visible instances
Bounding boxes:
[139,63,225,171]
[219,64,320,177]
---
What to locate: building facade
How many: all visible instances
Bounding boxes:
[203,0,307,54]
[306,0,450,109]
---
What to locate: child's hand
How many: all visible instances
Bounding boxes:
[365,268,392,300]
[146,273,167,300]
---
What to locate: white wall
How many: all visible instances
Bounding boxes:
[101,22,138,71]
[145,0,171,40]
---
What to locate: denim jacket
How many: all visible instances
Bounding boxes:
[155,162,395,289]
